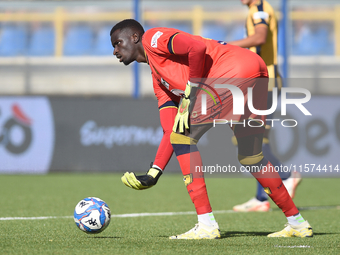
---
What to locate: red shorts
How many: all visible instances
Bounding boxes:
[190,76,269,136]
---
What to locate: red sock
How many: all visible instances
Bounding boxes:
[176,151,212,215]
[251,161,299,217]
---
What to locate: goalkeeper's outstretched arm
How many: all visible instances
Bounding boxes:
[121,100,178,190]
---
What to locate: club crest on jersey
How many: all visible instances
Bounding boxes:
[151,31,163,48]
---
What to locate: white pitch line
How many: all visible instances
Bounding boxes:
[3,205,337,221]
[112,210,235,218]
[0,210,235,221]
[275,245,312,248]
[0,216,73,221]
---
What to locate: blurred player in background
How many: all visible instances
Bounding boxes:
[228,0,301,212]
[110,19,313,239]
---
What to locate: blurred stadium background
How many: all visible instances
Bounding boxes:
[1,0,340,174]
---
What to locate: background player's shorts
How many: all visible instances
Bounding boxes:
[267,64,282,91]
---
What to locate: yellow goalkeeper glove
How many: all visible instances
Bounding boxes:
[121,167,162,190]
[173,82,195,133]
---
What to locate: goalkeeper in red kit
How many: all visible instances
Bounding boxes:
[110,19,313,239]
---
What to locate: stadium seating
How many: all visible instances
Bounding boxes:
[93,25,113,55]
[201,24,228,41]
[28,26,55,56]
[63,25,93,56]
[0,25,27,56]
[171,23,192,34]
[0,22,335,57]
[315,26,334,55]
[143,23,157,32]
[292,24,334,55]
[144,23,192,35]
[226,24,245,41]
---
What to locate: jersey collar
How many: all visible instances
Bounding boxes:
[144,50,149,65]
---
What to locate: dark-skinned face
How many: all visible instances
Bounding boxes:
[111,28,138,66]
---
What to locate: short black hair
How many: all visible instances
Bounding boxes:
[110,19,145,36]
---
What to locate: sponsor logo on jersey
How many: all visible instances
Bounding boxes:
[151,31,163,48]
[161,78,170,89]
[171,89,184,97]
[253,11,269,20]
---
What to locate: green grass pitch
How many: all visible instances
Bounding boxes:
[1,173,339,254]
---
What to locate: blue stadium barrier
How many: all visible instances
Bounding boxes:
[28,26,55,56]
[64,25,93,56]
[0,25,27,56]
[278,20,284,57]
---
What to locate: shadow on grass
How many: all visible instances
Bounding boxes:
[220,231,270,238]
[312,232,339,236]
[151,232,337,239]
[159,232,270,239]
[220,231,337,239]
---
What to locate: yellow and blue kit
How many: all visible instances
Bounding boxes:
[246,0,281,90]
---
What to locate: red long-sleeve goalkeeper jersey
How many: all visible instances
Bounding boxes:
[142,27,268,107]
[143,27,268,171]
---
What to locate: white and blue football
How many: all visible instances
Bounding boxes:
[74,197,111,234]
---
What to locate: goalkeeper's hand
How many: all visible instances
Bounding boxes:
[121,167,162,190]
[173,82,193,133]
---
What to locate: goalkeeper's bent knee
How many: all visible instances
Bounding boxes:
[170,132,198,145]
[170,132,198,156]
[238,152,264,166]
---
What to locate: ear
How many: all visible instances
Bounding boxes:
[132,33,140,44]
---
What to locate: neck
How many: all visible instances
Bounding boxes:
[248,0,258,7]
[136,44,147,63]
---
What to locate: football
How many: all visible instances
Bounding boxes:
[74,197,111,234]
